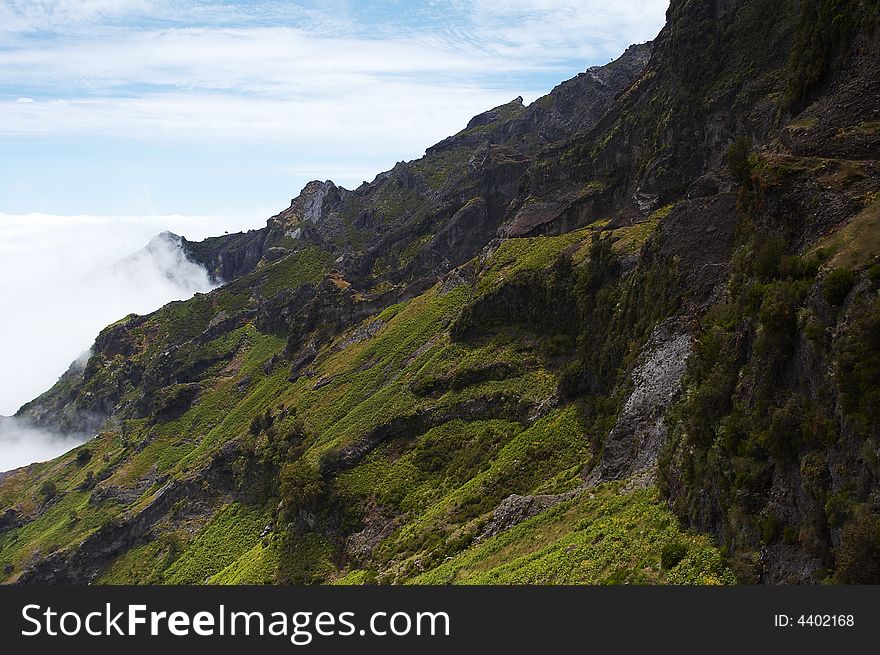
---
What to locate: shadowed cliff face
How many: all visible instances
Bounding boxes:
[3,1,880,586]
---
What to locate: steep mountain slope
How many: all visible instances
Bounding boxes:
[2,0,879,585]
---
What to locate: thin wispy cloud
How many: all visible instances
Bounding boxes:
[0,1,667,141]
[0,2,668,216]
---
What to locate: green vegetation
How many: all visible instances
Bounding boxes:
[812,198,880,270]
[256,247,333,298]
[726,136,754,186]
[661,143,880,582]
[785,0,879,111]
[835,509,880,583]
[4,0,879,588]
[163,503,269,584]
[0,190,715,586]
[660,212,831,563]
[453,99,526,140]
[475,227,592,294]
[823,268,856,306]
[836,298,880,441]
[413,485,733,585]
[410,146,472,191]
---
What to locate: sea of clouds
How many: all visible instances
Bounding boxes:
[0,212,266,471]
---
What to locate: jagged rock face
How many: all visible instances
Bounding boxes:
[502,42,654,147]
[179,42,653,288]
[478,491,580,541]
[182,229,267,283]
[501,0,796,237]
[586,318,693,487]
[271,180,343,230]
[4,1,880,586]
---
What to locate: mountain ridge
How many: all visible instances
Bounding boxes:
[3,0,880,585]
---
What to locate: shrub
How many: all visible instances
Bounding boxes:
[799,453,828,495]
[39,480,57,501]
[75,448,93,466]
[835,299,880,437]
[823,268,856,306]
[660,541,688,570]
[824,491,852,528]
[834,510,880,583]
[759,397,804,458]
[757,282,804,356]
[754,237,784,280]
[802,309,826,346]
[759,515,783,544]
[79,471,96,491]
[779,254,819,280]
[250,408,274,435]
[729,550,762,584]
[318,448,342,473]
[543,333,576,357]
[279,460,325,520]
[726,136,753,186]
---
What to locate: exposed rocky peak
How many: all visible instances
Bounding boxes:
[5,1,880,587]
[516,41,653,142]
[464,96,525,131]
[180,228,267,283]
[587,42,654,85]
[428,42,653,158]
[269,179,344,231]
[501,1,797,237]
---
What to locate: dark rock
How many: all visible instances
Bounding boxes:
[479,491,580,541]
[0,508,21,532]
[584,318,692,487]
[151,383,200,423]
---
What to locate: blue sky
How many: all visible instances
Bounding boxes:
[0,0,669,218]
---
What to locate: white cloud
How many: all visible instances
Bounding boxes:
[0,212,267,417]
[0,1,672,468]
[0,417,88,473]
[0,85,515,143]
[457,0,667,59]
[0,2,669,142]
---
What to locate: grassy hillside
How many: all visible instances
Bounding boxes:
[2,0,879,585]
[0,218,732,585]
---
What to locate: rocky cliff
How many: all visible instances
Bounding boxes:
[2,0,879,585]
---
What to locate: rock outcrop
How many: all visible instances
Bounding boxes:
[4,0,880,586]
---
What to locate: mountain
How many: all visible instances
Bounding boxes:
[2,0,879,585]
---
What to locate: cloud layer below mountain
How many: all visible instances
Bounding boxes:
[0,212,266,418]
[0,416,90,473]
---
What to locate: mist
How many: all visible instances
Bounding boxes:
[0,212,266,470]
[0,416,89,473]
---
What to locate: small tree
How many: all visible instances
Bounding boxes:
[823,268,856,306]
[279,459,325,520]
[39,480,57,502]
[726,136,753,186]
